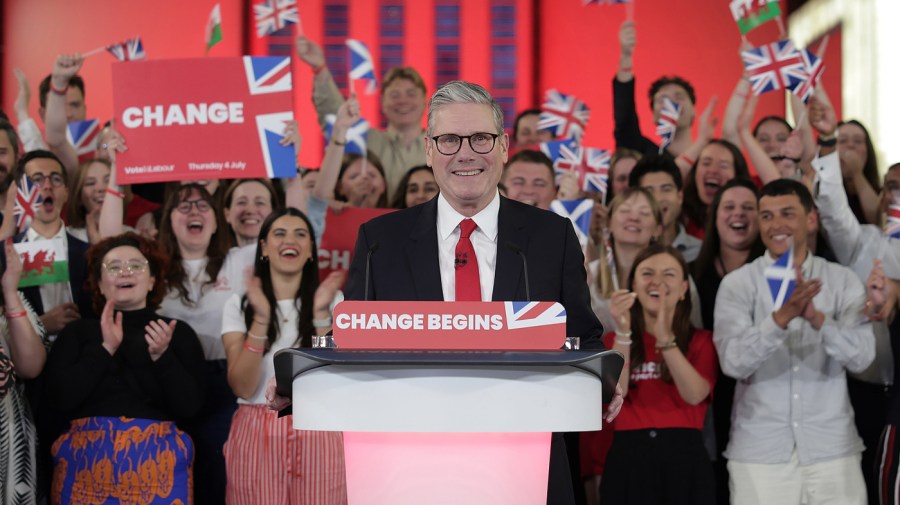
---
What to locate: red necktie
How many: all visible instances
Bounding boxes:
[455,219,481,301]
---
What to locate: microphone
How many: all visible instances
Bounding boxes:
[364,242,379,302]
[505,242,530,302]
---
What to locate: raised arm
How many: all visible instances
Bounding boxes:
[313,96,360,203]
[674,97,718,180]
[1,240,47,379]
[13,69,48,152]
[45,54,82,176]
[281,120,308,212]
[98,135,126,238]
[737,95,780,184]
[295,36,346,133]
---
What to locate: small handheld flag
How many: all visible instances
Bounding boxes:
[14,240,70,288]
[14,176,43,234]
[346,39,377,95]
[66,119,100,163]
[106,37,146,61]
[537,89,591,141]
[325,114,370,156]
[550,199,594,248]
[792,48,825,104]
[730,0,782,35]
[656,97,681,154]
[764,243,796,310]
[254,0,299,38]
[885,191,900,239]
[741,39,806,97]
[206,4,223,53]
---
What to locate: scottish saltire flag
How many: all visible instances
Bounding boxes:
[730,0,782,35]
[254,0,299,37]
[106,37,146,61]
[503,301,566,330]
[66,119,100,163]
[741,40,807,96]
[14,176,42,234]
[792,49,825,104]
[765,243,796,310]
[243,56,292,95]
[347,39,377,95]
[550,199,594,247]
[537,89,591,141]
[656,97,681,152]
[14,240,70,288]
[325,114,370,156]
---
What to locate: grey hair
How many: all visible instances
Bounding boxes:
[426,81,504,137]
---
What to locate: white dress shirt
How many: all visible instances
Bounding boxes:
[436,192,500,302]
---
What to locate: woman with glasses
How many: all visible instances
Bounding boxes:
[44,233,205,504]
[222,208,346,504]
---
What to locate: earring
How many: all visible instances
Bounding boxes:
[306,257,313,264]
[261,255,269,262]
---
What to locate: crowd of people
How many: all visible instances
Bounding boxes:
[0,17,896,505]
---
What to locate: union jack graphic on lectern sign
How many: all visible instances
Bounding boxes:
[325,114,370,156]
[66,119,100,163]
[347,39,378,95]
[550,199,594,247]
[504,301,567,330]
[765,243,796,310]
[106,37,146,62]
[741,39,807,96]
[538,89,591,141]
[656,97,681,152]
[14,176,43,234]
[254,0,299,37]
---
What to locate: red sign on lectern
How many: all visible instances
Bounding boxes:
[332,301,567,350]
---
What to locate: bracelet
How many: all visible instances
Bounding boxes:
[49,82,69,96]
[614,338,633,346]
[655,340,678,350]
[242,341,264,353]
[313,317,333,327]
[247,331,268,341]
[679,153,695,166]
[5,311,26,319]
[615,330,632,338]
[105,187,125,199]
[619,67,632,73]
[330,138,346,146]
[313,65,326,75]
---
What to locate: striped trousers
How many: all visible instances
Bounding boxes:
[224,404,347,505]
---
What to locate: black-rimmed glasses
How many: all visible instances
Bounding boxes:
[175,199,212,214]
[431,133,499,155]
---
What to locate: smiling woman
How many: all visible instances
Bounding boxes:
[223,178,281,248]
[681,139,751,239]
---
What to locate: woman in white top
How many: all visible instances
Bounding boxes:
[222,207,346,504]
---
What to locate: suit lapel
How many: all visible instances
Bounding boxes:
[492,197,528,301]
[406,199,445,301]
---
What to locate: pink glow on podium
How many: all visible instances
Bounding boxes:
[343,432,552,505]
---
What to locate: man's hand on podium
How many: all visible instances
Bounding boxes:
[605,384,624,423]
[265,376,291,411]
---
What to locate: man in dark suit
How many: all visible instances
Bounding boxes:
[343,80,623,505]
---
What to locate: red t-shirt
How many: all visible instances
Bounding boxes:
[602,328,717,431]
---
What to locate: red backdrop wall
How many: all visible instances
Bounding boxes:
[2,0,838,169]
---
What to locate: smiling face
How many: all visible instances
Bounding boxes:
[632,252,688,318]
[837,122,869,170]
[755,118,791,157]
[98,246,155,311]
[382,78,426,131]
[638,171,682,229]
[695,143,737,206]
[225,181,273,244]
[611,157,637,197]
[405,169,439,207]
[170,187,217,256]
[426,102,508,216]
[513,113,553,148]
[716,186,758,251]
[503,160,556,210]
[610,193,661,248]
[24,157,68,229]
[338,159,387,208]
[80,161,110,215]
[758,193,814,259]
[880,166,900,215]
[261,215,312,276]
[652,83,695,128]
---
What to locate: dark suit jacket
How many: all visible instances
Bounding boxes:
[12,229,94,319]
[344,195,606,505]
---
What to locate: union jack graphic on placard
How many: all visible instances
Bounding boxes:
[14,176,43,234]
[504,301,566,330]
[106,37,146,61]
[792,49,825,104]
[741,39,807,96]
[550,199,594,247]
[656,97,681,151]
[243,56,292,95]
[537,89,591,141]
[347,39,378,95]
[66,119,100,163]
[254,0,299,37]
[325,114,370,156]
[255,111,297,179]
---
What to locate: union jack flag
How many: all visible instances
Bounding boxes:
[886,192,900,239]
[792,49,825,104]
[764,243,796,310]
[14,176,43,234]
[243,56,292,95]
[537,89,591,141]
[325,114,370,156]
[253,0,299,37]
[106,37,146,61]
[579,148,610,194]
[539,138,579,166]
[66,119,100,163]
[741,39,807,96]
[656,97,681,152]
[550,199,594,247]
[503,301,566,330]
[347,39,377,95]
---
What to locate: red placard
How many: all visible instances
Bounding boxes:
[333,301,567,350]
[111,57,296,184]
[317,207,393,281]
